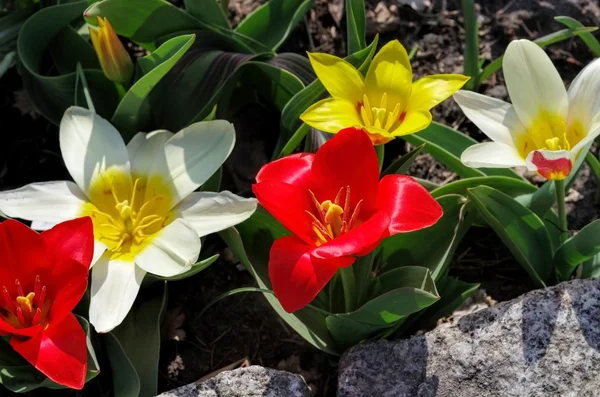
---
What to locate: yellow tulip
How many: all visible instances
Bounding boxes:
[300,40,469,145]
[89,17,133,85]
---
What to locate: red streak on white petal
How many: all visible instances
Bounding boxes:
[530,151,572,180]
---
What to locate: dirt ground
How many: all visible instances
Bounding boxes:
[2,0,600,396]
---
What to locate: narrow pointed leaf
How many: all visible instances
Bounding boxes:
[467,186,553,286]
[555,219,600,280]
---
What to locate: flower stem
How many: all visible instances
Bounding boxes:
[555,179,568,243]
[339,265,356,313]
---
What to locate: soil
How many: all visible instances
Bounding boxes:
[2,0,600,396]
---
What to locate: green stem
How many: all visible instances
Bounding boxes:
[115,82,128,101]
[339,265,356,313]
[555,179,568,243]
[375,144,385,172]
[460,0,480,90]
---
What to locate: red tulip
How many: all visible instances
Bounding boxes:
[0,218,93,389]
[253,127,443,312]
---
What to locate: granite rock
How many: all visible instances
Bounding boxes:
[338,279,600,397]
[158,366,311,397]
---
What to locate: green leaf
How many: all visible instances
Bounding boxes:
[479,26,598,82]
[275,35,379,158]
[325,271,439,346]
[581,253,600,278]
[220,210,339,354]
[184,0,229,29]
[150,49,259,131]
[555,16,600,57]
[200,167,223,193]
[554,219,600,280]
[18,0,118,124]
[111,34,195,138]
[105,282,167,397]
[403,122,524,180]
[460,0,480,90]
[85,0,265,53]
[411,276,479,331]
[467,186,553,287]
[369,266,438,299]
[431,176,536,199]
[381,144,425,176]
[345,0,366,53]
[49,25,100,74]
[268,52,315,85]
[379,195,475,281]
[240,60,306,112]
[235,0,314,51]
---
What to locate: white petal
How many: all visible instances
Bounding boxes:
[453,90,523,146]
[567,58,600,133]
[59,107,131,195]
[0,181,86,225]
[503,40,568,127]
[127,130,173,177]
[177,191,257,238]
[134,218,200,277]
[89,254,145,333]
[148,120,235,207]
[30,221,56,231]
[570,125,600,159]
[461,142,526,168]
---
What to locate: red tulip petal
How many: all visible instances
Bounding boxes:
[40,217,94,268]
[309,127,380,213]
[10,313,87,390]
[47,259,89,326]
[311,211,390,260]
[0,220,51,295]
[268,236,354,312]
[376,175,443,235]
[256,153,315,189]
[0,320,41,338]
[252,181,316,245]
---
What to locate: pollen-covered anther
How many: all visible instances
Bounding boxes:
[0,275,49,328]
[306,186,362,245]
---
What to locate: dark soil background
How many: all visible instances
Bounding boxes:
[2,0,600,396]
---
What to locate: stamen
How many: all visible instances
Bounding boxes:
[135,215,162,231]
[348,199,363,230]
[563,133,571,151]
[130,178,140,209]
[15,280,24,297]
[308,190,326,223]
[38,286,47,309]
[16,307,26,325]
[342,186,351,224]
[385,103,401,131]
[312,221,333,240]
[31,308,42,326]
[2,286,16,312]
[33,276,40,306]
[380,93,388,110]
[362,94,373,125]
[333,187,344,205]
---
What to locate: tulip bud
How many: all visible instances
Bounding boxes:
[89,17,133,85]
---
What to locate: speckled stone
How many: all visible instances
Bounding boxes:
[157,366,311,397]
[339,279,600,397]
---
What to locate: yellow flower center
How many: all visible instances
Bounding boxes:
[1,276,50,329]
[305,186,362,246]
[357,93,405,133]
[515,110,585,159]
[80,168,174,261]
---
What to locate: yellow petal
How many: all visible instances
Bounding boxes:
[300,98,363,133]
[390,110,432,136]
[363,126,395,145]
[365,40,412,108]
[307,52,365,105]
[407,74,470,111]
